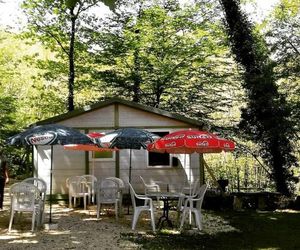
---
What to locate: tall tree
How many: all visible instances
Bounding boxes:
[265,0,300,141]
[219,0,298,195]
[94,0,240,125]
[21,0,114,111]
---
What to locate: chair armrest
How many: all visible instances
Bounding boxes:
[135,194,152,201]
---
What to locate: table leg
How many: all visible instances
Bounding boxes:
[156,199,173,229]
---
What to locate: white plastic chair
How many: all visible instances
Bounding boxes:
[177,178,200,212]
[128,182,156,232]
[179,184,207,230]
[8,182,41,232]
[66,176,89,210]
[81,175,97,204]
[96,179,119,220]
[22,177,47,226]
[106,177,125,214]
[140,176,161,209]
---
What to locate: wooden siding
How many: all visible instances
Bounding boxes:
[59,105,115,128]
[119,105,189,127]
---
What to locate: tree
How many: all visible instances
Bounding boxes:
[21,0,114,111]
[265,0,300,141]
[93,0,241,126]
[219,0,298,195]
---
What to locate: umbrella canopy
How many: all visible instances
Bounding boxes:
[95,127,160,214]
[63,132,106,152]
[64,132,117,176]
[147,129,235,195]
[7,124,93,146]
[7,124,93,224]
[96,128,160,150]
[147,130,235,154]
[218,138,235,152]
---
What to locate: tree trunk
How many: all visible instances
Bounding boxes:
[68,9,76,112]
[132,49,141,103]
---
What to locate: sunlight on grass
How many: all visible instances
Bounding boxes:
[276,209,300,213]
[160,228,180,235]
[203,212,240,235]
[269,217,278,220]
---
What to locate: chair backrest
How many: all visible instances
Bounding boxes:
[82,175,97,184]
[22,177,47,201]
[97,179,119,203]
[10,182,40,212]
[140,176,159,194]
[82,175,97,191]
[128,182,137,209]
[181,178,199,196]
[66,176,87,195]
[195,184,208,210]
[106,177,125,189]
[191,178,200,196]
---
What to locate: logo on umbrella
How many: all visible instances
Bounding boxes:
[162,134,185,140]
[25,132,57,145]
[196,141,209,147]
[166,141,176,147]
[187,134,212,139]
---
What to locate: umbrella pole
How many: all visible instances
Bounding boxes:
[92,151,95,176]
[185,153,192,226]
[49,145,53,224]
[127,149,132,215]
[129,149,132,183]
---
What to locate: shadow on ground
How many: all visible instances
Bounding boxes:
[1,184,300,250]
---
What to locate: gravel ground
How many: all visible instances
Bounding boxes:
[0,185,238,250]
[0,186,152,250]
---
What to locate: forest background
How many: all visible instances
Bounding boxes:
[0,0,299,197]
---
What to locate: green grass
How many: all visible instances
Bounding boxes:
[121,210,300,250]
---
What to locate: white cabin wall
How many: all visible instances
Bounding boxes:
[60,105,115,128]
[118,105,189,127]
[34,102,203,195]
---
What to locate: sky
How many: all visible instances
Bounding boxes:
[0,0,280,30]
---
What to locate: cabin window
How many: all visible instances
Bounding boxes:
[90,151,115,161]
[148,131,171,167]
[89,130,115,161]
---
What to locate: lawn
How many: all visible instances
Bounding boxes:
[121,209,300,250]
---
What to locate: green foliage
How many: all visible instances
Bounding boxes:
[21,0,106,111]
[220,0,298,195]
[93,0,242,125]
[0,0,298,193]
[0,31,61,175]
[265,0,300,136]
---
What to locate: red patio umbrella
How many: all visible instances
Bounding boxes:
[147,129,235,192]
[147,130,234,154]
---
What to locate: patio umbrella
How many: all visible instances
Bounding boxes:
[147,129,235,192]
[95,128,160,214]
[147,130,231,154]
[95,128,160,183]
[7,124,93,224]
[63,132,117,176]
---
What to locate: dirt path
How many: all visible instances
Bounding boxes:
[0,185,147,249]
